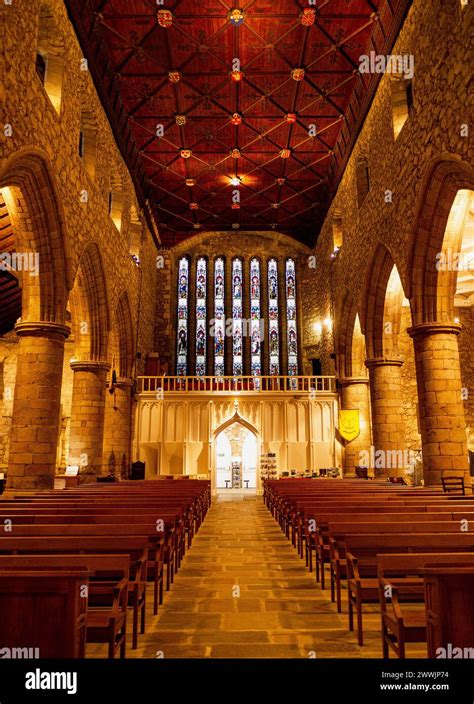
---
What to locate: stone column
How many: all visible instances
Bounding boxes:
[338,377,372,477]
[408,323,471,489]
[365,358,407,478]
[8,322,70,490]
[69,360,110,480]
[102,379,134,478]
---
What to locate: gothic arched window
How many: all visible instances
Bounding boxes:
[250,258,261,377]
[232,258,243,376]
[286,258,298,375]
[176,257,189,375]
[267,259,280,375]
[195,257,207,375]
[214,258,225,376]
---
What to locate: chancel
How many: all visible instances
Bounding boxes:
[0,0,473,668]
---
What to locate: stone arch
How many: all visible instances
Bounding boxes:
[0,149,69,325]
[361,244,409,359]
[109,290,135,380]
[69,242,110,362]
[334,289,366,378]
[408,155,474,325]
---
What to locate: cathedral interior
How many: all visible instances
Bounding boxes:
[0,0,473,680]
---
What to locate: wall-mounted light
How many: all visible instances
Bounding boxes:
[324,317,333,330]
[454,317,460,324]
[313,321,322,335]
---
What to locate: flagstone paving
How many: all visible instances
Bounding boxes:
[88,495,427,659]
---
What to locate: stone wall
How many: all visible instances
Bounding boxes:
[301,0,472,360]
[0,0,159,477]
[459,307,474,450]
[399,306,421,452]
[0,335,18,472]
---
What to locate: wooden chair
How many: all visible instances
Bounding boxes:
[441,476,465,495]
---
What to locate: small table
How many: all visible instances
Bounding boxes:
[225,480,230,489]
[244,480,250,489]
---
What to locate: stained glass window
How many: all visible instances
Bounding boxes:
[176,257,189,375]
[195,257,207,375]
[267,259,280,375]
[232,258,243,376]
[250,258,261,376]
[286,258,298,375]
[214,258,225,376]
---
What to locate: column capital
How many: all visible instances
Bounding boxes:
[365,357,403,369]
[407,322,462,339]
[70,360,111,373]
[338,377,370,387]
[15,321,71,340]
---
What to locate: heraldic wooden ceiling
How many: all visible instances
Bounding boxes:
[66,0,411,246]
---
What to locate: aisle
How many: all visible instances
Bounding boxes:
[138,496,370,658]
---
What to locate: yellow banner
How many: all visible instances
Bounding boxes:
[339,410,360,442]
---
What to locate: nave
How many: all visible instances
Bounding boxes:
[99,495,387,659]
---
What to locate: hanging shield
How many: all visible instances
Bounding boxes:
[339,410,360,442]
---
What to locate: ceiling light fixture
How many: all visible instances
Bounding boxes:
[230,176,241,186]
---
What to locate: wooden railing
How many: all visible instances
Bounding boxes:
[137,375,336,394]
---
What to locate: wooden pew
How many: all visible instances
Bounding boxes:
[377,553,474,659]
[0,555,130,658]
[0,568,89,658]
[344,534,474,646]
[327,520,474,612]
[0,536,149,651]
[423,566,474,658]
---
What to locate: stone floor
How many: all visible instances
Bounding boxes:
[88,495,427,659]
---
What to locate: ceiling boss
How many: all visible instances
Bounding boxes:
[228,9,245,26]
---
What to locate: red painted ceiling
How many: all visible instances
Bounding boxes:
[66,0,411,246]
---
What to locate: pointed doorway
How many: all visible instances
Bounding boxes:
[214,417,259,494]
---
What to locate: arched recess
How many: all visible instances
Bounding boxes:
[335,289,366,378]
[361,244,410,359]
[408,156,474,325]
[213,412,259,439]
[109,291,134,380]
[0,149,69,325]
[69,242,110,362]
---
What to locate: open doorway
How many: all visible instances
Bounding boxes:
[215,421,258,492]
